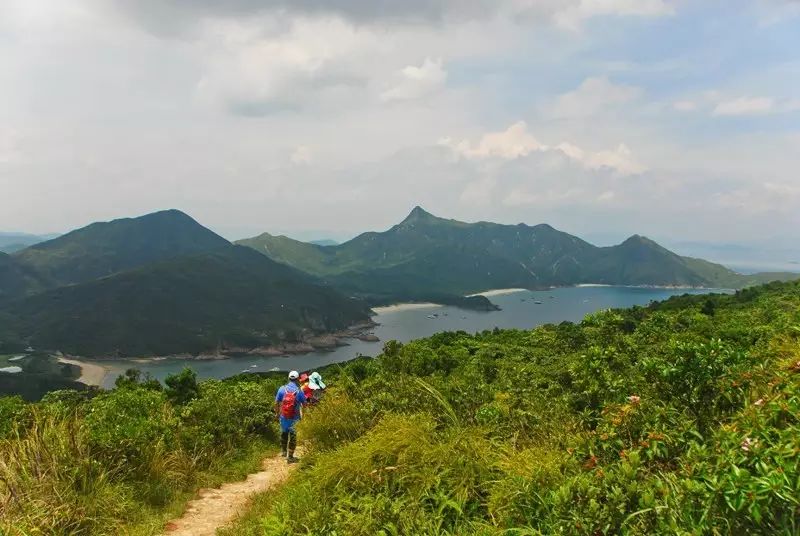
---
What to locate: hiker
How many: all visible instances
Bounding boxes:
[299,372,314,404]
[307,371,326,404]
[275,370,306,463]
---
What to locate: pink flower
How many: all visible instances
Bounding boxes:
[741,437,756,452]
[754,398,765,406]
[627,395,641,405]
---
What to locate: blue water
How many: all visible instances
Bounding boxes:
[99,286,725,388]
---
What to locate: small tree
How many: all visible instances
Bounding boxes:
[701,298,716,317]
[114,368,162,391]
[165,367,200,405]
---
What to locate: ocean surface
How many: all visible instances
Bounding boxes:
[99,286,726,388]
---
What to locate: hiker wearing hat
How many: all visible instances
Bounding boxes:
[307,371,327,404]
[275,370,307,463]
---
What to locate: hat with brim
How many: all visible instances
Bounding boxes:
[309,371,326,389]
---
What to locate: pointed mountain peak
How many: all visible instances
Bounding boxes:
[401,206,437,224]
[620,235,669,251]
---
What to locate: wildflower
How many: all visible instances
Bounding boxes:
[741,437,756,452]
[754,398,765,406]
[584,455,598,469]
[627,395,641,405]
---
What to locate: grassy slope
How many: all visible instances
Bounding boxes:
[0,374,284,535]
[225,281,800,535]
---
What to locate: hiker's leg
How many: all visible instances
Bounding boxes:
[280,431,289,456]
[287,429,297,456]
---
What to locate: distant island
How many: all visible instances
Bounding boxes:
[0,207,796,360]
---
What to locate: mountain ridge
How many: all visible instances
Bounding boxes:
[237,207,798,302]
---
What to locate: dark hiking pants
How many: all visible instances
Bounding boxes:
[280,429,297,456]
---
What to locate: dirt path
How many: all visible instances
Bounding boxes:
[162,453,298,536]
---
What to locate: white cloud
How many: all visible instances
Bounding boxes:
[586,144,646,175]
[440,122,646,176]
[439,121,543,159]
[552,76,642,117]
[290,146,313,165]
[713,96,774,116]
[193,17,375,115]
[673,100,697,111]
[381,58,447,102]
[553,0,674,30]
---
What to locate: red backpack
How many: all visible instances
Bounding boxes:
[280,387,299,419]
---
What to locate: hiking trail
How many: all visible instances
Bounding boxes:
[162,452,299,536]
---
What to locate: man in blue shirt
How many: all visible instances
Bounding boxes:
[275,370,306,463]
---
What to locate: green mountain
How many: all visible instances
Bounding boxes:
[237,207,797,302]
[0,252,50,301]
[12,210,231,288]
[2,245,371,357]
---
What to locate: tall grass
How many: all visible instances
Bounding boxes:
[0,374,282,535]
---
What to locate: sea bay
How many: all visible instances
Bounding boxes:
[98,286,726,387]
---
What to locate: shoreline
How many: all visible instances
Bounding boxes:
[466,288,527,297]
[58,356,110,386]
[372,302,441,313]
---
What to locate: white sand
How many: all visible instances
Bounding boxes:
[58,357,109,386]
[466,288,528,297]
[372,302,441,314]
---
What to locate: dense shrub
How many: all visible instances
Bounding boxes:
[229,280,800,535]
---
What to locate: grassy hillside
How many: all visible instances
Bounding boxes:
[2,281,798,534]
[0,371,285,535]
[12,209,231,288]
[224,280,800,535]
[3,246,372,357]
[238,208,798,303]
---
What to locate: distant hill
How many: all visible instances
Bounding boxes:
[2,245,371,357]
[0,232,57,254]
[237,206,798,302]
[309,239,339,246]
[12,210,230,288]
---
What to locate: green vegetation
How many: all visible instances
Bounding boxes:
[0,370,284,535]
[11,209,230,288]
[225,280,800,535]
[0,353,87,401]
[0,211,371,357]
[238,207,798,305]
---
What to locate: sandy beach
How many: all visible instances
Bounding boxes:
[466,288,528,297]
[58,357,110,386]
[372,302,441,314]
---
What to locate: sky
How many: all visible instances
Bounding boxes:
[1,0,799,253]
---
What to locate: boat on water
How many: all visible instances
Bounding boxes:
[534,301,543,304]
